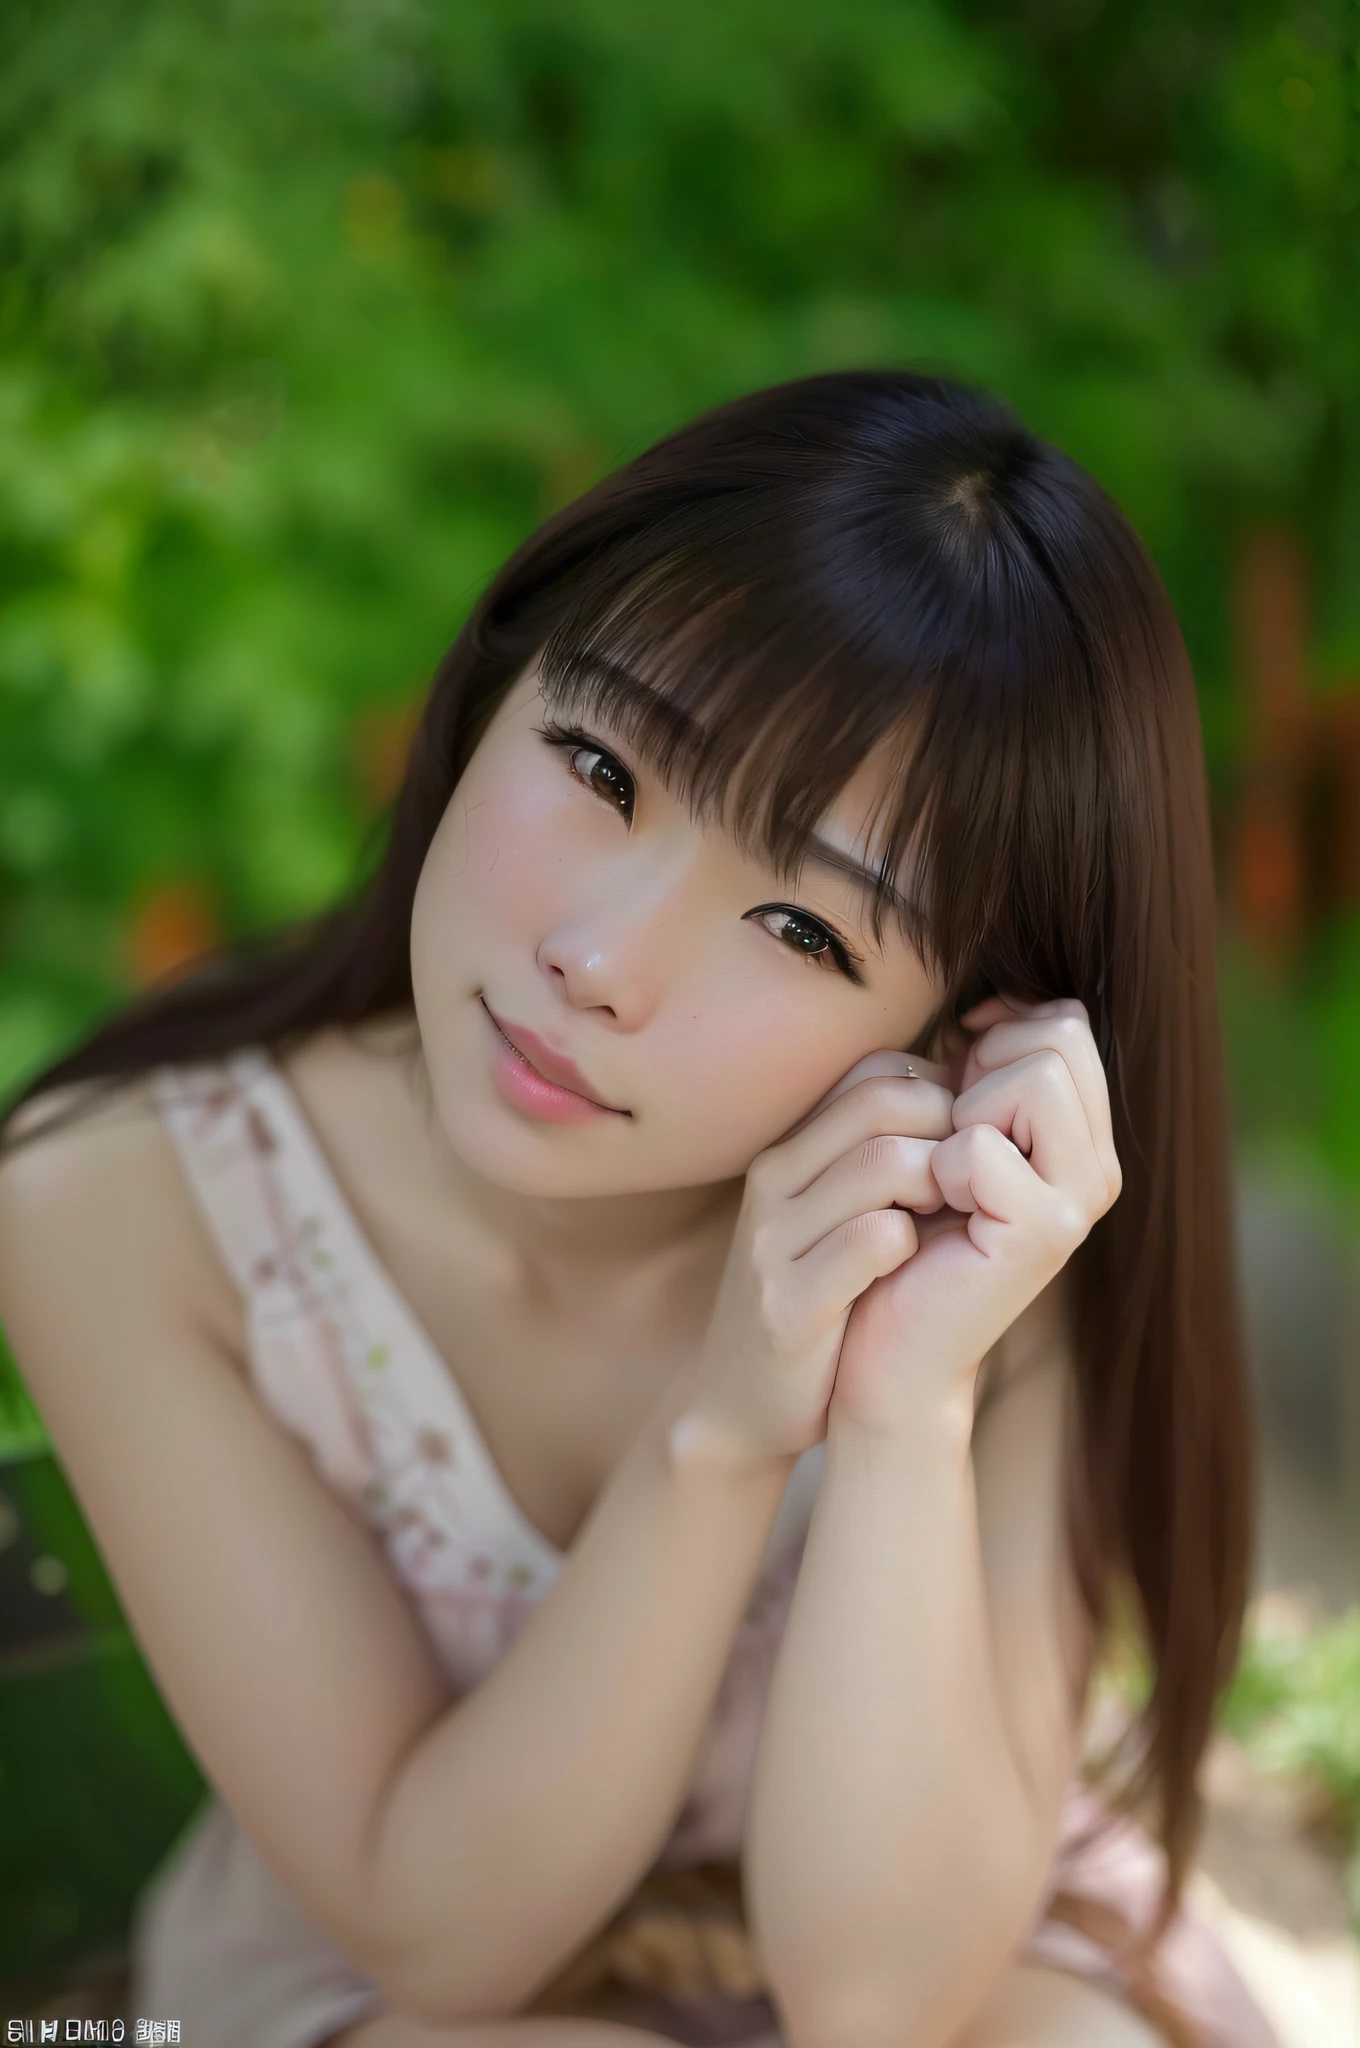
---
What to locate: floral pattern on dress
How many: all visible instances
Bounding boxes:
[150,1047,815,1857]
[143,1050,1288,2044]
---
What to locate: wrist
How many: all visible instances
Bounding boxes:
[664,1400,800,1483]
[827,1374,975,1469]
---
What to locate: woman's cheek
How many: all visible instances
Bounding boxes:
[671,999,849,1162]
[464,776,574,934]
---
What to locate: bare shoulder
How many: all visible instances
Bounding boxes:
[0,1009,426,1393]
[0,1068,247,1369]
[0,1071,164,1214]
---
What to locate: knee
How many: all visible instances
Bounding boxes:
[948,1963,1167,2047]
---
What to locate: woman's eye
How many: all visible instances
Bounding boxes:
[748,906,863,984]
[569,744,633,819]
[538,723,635,823]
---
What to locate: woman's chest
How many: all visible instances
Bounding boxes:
[409,1282,702,1553]
[275,1024,729,1553]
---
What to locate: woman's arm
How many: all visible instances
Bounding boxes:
[743,1275,1092,2048]
[0,1089,797,2027]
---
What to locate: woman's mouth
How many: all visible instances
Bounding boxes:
[479,998,630,1124]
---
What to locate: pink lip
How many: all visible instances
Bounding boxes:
[480,998,628,1118]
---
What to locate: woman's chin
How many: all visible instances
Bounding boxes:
[451,1132,751,1205]
[437,1105,640,1198]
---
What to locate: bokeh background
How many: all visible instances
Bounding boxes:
[0,0,1357,2037]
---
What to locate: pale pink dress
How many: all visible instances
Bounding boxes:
[125,1048,1281,2048]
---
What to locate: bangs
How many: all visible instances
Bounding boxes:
[533,472,1105,1007]
[536,554,947,969]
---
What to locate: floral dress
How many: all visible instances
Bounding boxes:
[125,1048,1280,2048]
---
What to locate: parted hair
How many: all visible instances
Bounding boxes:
[0,369,1254,1966]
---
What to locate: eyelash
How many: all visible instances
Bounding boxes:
[534,717,866,986]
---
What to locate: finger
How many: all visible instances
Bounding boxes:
[952,1049,1111,1215]
[785,1203,920,1328]
[930,1122,1086,1262]
[960,991,1088,1047]
[931,1120,1039,1219]
[957,987,1040,1029]
[960,997,1098,1085]
[959,1003,1119,1192]
[957,991,1025,1027]
[775,1046,953,1143]
[758,1067,955,1200]
[784,1132,945,1259]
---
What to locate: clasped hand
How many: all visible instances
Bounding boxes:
[679,994,1123,1465]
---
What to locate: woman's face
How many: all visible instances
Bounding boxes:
[409,661,950,1197]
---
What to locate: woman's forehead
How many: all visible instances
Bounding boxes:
[800,722,928,899]
[511,647,929,945]
[815,744,901,864]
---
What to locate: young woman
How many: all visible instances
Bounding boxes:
[0,371,1280,2048]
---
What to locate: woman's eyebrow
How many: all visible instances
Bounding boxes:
[799,834,920,932]
[544,647,928,949]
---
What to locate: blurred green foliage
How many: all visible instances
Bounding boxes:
[1,3,1359,1981]
[0,7,1355,1380]
[0,1449,206,1983]
[1096,1601,1360,1929]
[1221,1609,1360,1851]
[1,0,1357,1091]
[1218,1606,1360,1931]
[1220,921,1360,1205]
[0,0,1356,1418]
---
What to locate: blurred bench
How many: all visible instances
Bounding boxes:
[0,1442,205,2010]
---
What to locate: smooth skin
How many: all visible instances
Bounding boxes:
[0,662,1161,2047]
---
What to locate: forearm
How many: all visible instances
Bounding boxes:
[364,1370,797,2023]
[744,1402,1059,2048]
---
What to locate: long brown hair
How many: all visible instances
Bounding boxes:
[0,369,1253,1937]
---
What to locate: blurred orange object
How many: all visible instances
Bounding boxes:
[1229,528,1313,960]
[1227,527,1360,952]
[1232,783,1305,939]
[125,882,223,987]
[1234,527,1313,761]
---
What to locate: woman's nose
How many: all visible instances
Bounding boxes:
[535,868,692,1025]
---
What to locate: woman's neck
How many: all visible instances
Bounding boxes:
[361,1008,745,1314]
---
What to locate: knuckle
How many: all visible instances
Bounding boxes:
[1035,1047,1069,1089]
[859,1074,946,1116]
[749,1217,781,1269]
[745,1149,779,1193]
[858,1131,911,1175]
[887,1208,918,1255]
[1053,1019,1084,1059]
[851,1077,906,1120]
[756,1271,793,1340]
[1049,1194,1088,1244]
[839,1208,876,1250]
[956,1120,993,1159]
[845,1206,911,1256]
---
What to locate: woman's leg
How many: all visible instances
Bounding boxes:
[952,1962,1170,2047]
[318,2015,740,2047]
[319,1961,1168,2048]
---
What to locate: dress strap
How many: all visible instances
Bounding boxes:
[149,1049,375,1506]
[149,1053,291,1295]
